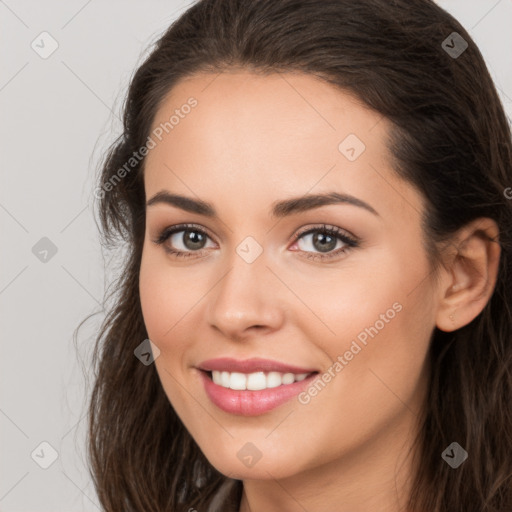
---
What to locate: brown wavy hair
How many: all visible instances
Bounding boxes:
[80,0,512,510]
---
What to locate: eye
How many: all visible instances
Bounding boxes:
[152,223,359,261]
[291,224,359,261]
[152,223,216,258]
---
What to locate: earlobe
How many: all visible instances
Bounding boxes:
[435,218,500,333]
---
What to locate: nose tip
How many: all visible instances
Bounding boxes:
[211,321,270,343]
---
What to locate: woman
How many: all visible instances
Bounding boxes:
[86,0,512,510]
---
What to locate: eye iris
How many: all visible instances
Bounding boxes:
[184,230,206,250]
[313,232,337,253]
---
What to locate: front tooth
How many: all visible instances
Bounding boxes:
[229,372,247,390]
[212,370,222,385]
[220,371,230,387]
[246,372,267,390]
[266,372,283,388]
[295,373,308,381]
[282,373,295,385]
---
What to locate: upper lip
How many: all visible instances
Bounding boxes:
[197,357,318,374]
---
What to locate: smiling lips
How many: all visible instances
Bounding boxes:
[197,357,318,415]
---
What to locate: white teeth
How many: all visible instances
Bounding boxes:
[246,372,267,390]
[266,371,282,388]
[210,370,311,390]
[220,371,230,387]
[282,373,295,385]
[229,372,247,390]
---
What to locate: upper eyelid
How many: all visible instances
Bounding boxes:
[167,223,217,243]
[295,223,356,239]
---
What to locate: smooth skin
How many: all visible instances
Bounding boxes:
[139,70,500,512]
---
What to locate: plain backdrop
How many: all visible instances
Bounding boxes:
[1,1,511,510]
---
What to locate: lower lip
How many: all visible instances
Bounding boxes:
[199,370,317,416]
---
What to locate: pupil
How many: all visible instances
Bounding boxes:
[184,230,205,250]
[314,233,336,252]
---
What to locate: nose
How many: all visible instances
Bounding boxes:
[205,247,285,342]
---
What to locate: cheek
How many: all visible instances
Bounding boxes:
[139,259,171,340]
[296,248,434,408]
[139,250,199,416]
[317,278,421,361]
[138,253,193,387]
[301,241,434,354]
[139,247,198,342]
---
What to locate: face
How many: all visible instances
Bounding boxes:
[139,70,437,481]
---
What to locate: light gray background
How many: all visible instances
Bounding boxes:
[1,1,511,511]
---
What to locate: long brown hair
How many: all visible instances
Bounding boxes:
[81,0,512,510]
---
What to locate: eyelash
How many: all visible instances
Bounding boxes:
[152,223,359,261]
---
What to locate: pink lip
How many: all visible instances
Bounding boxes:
[197,357,317,374]
[198,371,317,416]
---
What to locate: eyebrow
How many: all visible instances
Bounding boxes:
[146,190,379,218]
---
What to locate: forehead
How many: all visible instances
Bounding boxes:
[148,70,384,155]
[143,70,423,223]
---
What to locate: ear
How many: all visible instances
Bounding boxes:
[435,217,501,332]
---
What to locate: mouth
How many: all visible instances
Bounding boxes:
[202,369,317,390]
[197,368,319,416]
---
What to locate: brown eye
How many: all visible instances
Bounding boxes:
[292,225,359,261]
[173,229,208,251]
[306,231,338,253]
[153,224,216,258]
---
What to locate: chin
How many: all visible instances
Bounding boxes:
[198,443,309,481]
